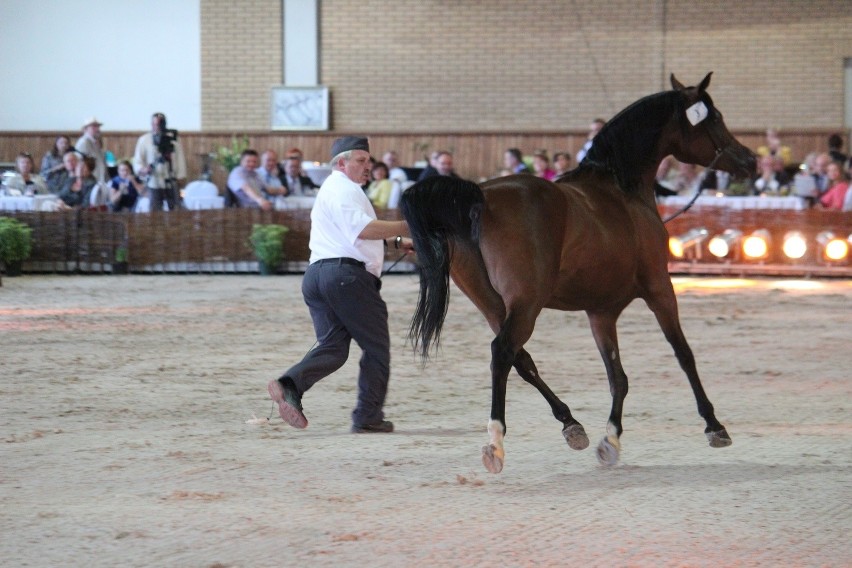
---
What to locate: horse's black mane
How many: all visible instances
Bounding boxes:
[580,90,690,195]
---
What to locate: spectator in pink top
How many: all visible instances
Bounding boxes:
[819,162,849,210]
[532,150,556,181]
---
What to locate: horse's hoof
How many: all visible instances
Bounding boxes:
[562,423,589,450]
[596,435,620,466]
[706,428,732,448]
[481,444,504,474]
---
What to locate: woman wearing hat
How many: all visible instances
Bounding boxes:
[268,136,414,434]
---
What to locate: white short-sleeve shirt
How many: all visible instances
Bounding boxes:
[309,170,384,277]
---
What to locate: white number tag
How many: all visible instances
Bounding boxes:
[686,101,708,126]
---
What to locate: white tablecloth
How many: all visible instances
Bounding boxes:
[303,164,332,186]
[274,196,316,210]
[659,195,807,211]
[184,196,225,210]
[134,197,170,213]
[0,195,60,211]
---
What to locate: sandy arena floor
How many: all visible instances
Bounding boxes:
[1,274,850,567]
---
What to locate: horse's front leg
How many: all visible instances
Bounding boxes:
[513,349,589,450]
[647,293,732,448]
[588,311,629,466]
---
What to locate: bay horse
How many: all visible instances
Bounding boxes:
[400,73,756,473]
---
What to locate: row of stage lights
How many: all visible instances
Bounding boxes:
[669,228,851,264]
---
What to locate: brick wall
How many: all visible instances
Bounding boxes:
[200,0,852,132]
[201,0,283,129]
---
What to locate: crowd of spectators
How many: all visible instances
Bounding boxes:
[3,117,851,212]
[477,124,851,212]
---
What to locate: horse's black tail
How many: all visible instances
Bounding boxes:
[400,176,484,360]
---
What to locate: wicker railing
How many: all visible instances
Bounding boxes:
[5,208,402,273]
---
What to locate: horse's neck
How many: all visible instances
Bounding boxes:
[636,169,662,210]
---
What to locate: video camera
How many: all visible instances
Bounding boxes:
[153,114,178,157]
[155,128,178,158]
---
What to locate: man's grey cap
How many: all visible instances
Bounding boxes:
[330,136,369,159]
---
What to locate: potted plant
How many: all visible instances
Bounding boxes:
[249,224,289,275]
[214,135,250,173]
[0,217,33,276]
[113,246,129,274]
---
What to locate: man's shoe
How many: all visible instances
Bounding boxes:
[267,378,308,429]
[351,420,394,434]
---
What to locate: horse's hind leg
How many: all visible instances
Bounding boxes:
[513,349,589,450]
[587,311,630,466]
[483,329,513,474]
[482,309,541,474]
[646,293,732,448]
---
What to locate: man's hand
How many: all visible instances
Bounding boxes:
[398,237,415,253]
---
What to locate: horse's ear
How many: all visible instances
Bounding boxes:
[698,72,713,93]
[670,74,686,91]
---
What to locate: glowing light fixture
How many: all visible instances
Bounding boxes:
[816,231,849,262]
[669,227,708,259]
[781,231,808,260]
[708,229,743,259]
[742,229,771,260]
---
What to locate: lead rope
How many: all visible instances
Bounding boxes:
[381,251,411,276]
[662,148,727,223]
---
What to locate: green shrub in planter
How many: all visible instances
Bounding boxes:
[113,246,129,274]
[0,217,33,274]
[249,224,289,274]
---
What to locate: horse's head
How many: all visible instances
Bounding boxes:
[669,73,756,179]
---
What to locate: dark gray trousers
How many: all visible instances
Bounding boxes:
[149,184,180,211]
[283,260,390,426]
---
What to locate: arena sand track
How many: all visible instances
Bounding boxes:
[1,274,850,567]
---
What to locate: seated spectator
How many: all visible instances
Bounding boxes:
[843,158,852,211]
[256,150,288,199]
[504,147,530,174]
[285,147,304,162]
[531,150,556,181]
[418,150,459,180]
[417,151,441,181]
[751,155,790,195]
[283,147,306,174]
[40,135,71,193]
[366,161,399,208]
[281,156,319,197]
[6,152,48,196]
[52,150,79,196]
[756,128,792,168]
[226,149,272,210]
[58,158,103,209]
[382,150,408,185]
[788,152,820,206]
[108,160,145,212]
[827,133,848,165]
[818,161,849,210]
[812,152,832,195]
[553,152,572,178]
[576,118,606,163]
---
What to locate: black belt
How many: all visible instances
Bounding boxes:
[315,257,365,268]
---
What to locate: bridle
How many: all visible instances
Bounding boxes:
[662,100,731,223]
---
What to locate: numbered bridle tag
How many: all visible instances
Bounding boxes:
[686,101,708,126]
